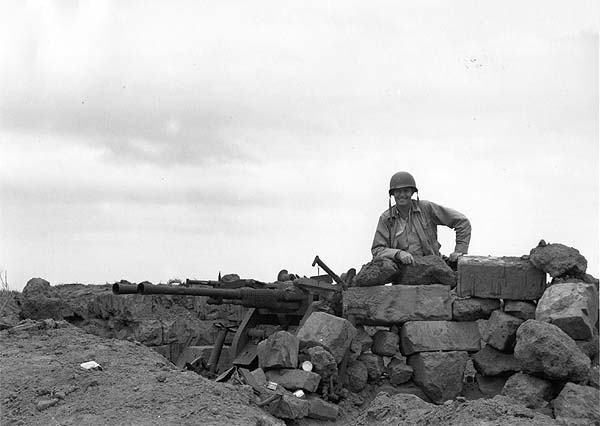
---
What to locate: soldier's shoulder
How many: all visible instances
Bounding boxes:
[378,208,392,220]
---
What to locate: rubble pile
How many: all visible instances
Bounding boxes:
[338,242,599,424]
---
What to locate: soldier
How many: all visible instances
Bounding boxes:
[372,171,471,266]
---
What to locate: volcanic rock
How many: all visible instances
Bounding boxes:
[472,345,521,376]
[258,331,299,369]
[408,351,469,404]
[371,330,400,356]
[400,321,480,355]
[535,281,598,340]
[529,241,587,277]
[514,320,590,382]
[552,382,600,425]
[487,310,524,352]
[503,301,537,321]
[353,257,400,287]
[358,352,385,381]
[452,297,501,321]
[343,284,452,325]
[296,312,356,364]
[395,255,456,286]
[346,360,368,392]
[501,372,552,409]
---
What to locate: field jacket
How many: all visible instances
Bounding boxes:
[371,199,471,259]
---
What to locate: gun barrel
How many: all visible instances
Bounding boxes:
[112,283,139,294]
[136,283,306,311]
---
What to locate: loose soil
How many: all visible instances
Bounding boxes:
[1,319,566,426]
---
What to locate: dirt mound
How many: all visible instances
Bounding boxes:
[1,320,282,426]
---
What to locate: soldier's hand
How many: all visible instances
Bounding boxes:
[395,250,414,265]
[448,252,463,263]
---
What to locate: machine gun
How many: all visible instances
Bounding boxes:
[112,275,342,370]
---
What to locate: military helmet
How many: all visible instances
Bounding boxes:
[389,171,417,195]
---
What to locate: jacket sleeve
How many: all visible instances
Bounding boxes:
[426,202,471,254]
[371,214,401,259]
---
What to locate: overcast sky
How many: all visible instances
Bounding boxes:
[1,1,598,291]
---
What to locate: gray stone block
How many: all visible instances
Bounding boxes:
[346,360,368,392]
[452,297,501,321]
[408,351,469,404]
[296,312,356,364]
[536,282,599,340]
[400,321,480,355]
[343,284,452,325]
[487,310,523,352]
[257,331,299,370]
[457,256,546,300]
[306,395,339,420]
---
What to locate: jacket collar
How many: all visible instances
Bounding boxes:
[392,199,421,218]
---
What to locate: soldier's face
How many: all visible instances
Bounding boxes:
[392,188,414,206]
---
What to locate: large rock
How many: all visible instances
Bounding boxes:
[457,256,546,300]
[487,310,524,352]
[472,345,521,376]
[501,372,553,409]
[265,369,321,392]
[343,285,452,325]
[346,360,368,392]
[395,255,456,287]
[552,382,600,425]
[353,257,401,286]
[296,312,356,363]
[400,321,480,355]
[371,330,400,356]
[358,352,385,381]
[271,394,310,420]
[21,278,75,320]
[452,297,501,321]
[529,241,588,278]
[408,351,469,404]
[514,320,590,382]
[258,331,299,370]
[503,300,537,321]
[535,282,599,340]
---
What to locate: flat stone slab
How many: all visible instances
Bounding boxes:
[535,282,599,340]
[296,312,356,363]
[408,351,469,404]
[457,256,546,300]
[452,297,501,321]
[472,345,520,376]
[265,369,321,392]
[343,284,452,325]
[514,320,590,382]
[400,321,480,355]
